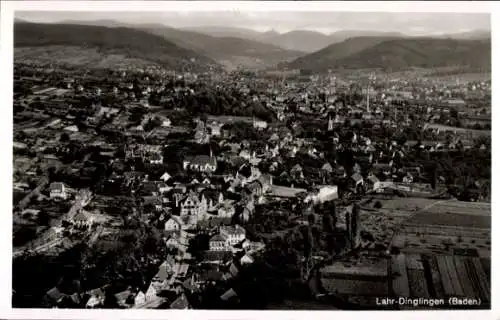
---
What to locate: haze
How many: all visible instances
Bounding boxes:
[15,11,490,35]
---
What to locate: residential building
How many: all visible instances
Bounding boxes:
[50,182,68,200]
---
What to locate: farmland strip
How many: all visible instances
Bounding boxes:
[406,254,424,270]
[436,255,454,296]
[445,255,464,296]
[471,258,490,302]
[454,256,476,298]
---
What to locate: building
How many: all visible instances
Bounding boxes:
[367,175,382,192]
[179,192,204,219]
[72,210,94,229]
[183,155,217,173]
[164,216,184,231]
[305,185,338,205]
[253,118,268,130]
[50,182,68,200]
[149,153,163,165]
[220,225,246,246]
[209,234,228,251]
[209,225,246,251]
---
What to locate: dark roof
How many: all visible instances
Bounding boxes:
[202,250,232,262]
[169,293,191,309]
[46,287,64,302]
[184,155,216,166]
[210,234,227,242]
[322,162,333,172]
[50,182,64,192]
[351,173,363,182]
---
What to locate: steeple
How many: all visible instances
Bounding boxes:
[328,116,333,131]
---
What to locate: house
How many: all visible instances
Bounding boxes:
[162,118,172,127]
[367,175,382,192]
[114,289,134,308]
[85,288,105,308]
[209,234,228,251]
[72,210,94,229]
[253,118,268,130]
[149,153,163,165]
[221,288,238,302]
[240,254,254,265]
[164,216,184,231]
[170,293,191,309]
[351,173,364,188]
[160,172,172,182]
[220,225,246,246]
[321,162,333,174]
[179,192,205,218]
[207,121,223,137]
[217,201,235,218]
[402,173,414,183]
[290,164,304,179]
[50,182,68,200]
[334,165,347,178]
[134,291,146,306]
[158,182,170,193]
[143,196,163,211]
[373,160,394,176]
[305,185,338,205]
[183,155,217,173]
[64,125,79,132]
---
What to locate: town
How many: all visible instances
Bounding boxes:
[12,59,491,310]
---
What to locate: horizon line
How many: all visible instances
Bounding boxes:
[13,17,492,37]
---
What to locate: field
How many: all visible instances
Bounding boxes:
[391,253,490,307]
[389,199,490,257]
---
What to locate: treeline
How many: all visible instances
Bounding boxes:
[148,86,276,122]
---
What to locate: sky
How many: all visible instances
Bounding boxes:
[15,11,491,35]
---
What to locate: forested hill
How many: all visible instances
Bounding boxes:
[285,37,491,71]
[14,22,219,72]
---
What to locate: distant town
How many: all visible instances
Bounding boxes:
[12,15,491,311]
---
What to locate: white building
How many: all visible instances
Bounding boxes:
[220,225,246,246]
[305,185,338,205]
[50,182,68,200]
[164,216,184,231]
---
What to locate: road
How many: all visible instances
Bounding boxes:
[16,177,49,210]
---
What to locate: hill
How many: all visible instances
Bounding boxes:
[181,26,264,40]
[437,29,491,40]
[284,37,491,71]
[284,36,398,70]
[140,26,303,70]
[182,27,410,52]
[49,21,302,70]
[265,30,332,52]
[14,22,218,71]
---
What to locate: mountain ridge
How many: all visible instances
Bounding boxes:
[14,21,218,71]
[49,20,304,69]
[284,36,491,71]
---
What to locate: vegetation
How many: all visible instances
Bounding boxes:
[286,37,491,71]
[14,22,217,71]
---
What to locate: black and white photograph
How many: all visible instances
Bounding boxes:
[2,0,497,316]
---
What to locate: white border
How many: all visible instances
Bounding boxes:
[1,1,498,320]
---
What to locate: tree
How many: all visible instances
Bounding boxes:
[322,214,334,234]
[60,132,70,142]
